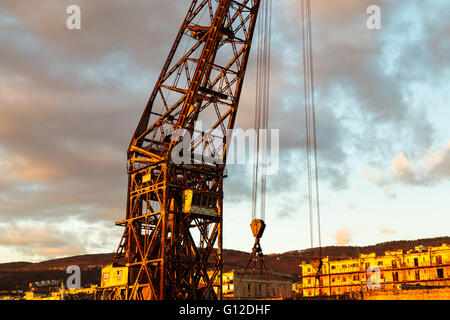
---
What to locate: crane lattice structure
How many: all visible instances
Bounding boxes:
[100,0,262,300]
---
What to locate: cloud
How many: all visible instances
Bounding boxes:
[275,194,307,219]
[427,141,450,180]
[0,220,123,261]
[1,153,62,183]
[363,169,397,198]
[365,141,450,192]
[272,0,449,196]
[380,227,396,235]
[332,227,353,246]
[392,153,415,183]
[0,0,449,260]
[0,223,86,259]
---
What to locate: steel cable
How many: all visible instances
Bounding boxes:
[251,0,272,223]
[301,0,322,251]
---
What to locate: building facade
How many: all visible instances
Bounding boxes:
[300,244,450,298]
[218,269,294,300]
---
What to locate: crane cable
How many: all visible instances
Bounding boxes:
[301,0,322,253]
[235,0,272,289]
[251,0,272,222]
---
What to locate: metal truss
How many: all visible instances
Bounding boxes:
[100,0,262,300]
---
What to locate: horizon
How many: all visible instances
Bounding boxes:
[4,235,450,265]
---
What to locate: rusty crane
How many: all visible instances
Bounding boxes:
[99,0,263,300]
[99,0,322,300]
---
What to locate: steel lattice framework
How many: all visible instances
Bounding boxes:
[100,0,261,300]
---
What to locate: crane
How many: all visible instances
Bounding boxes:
[98,0,322,301]
[99,0,263,300]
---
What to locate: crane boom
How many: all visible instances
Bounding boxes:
[101,0,262,300]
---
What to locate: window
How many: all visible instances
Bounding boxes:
[393,272,399,282]
[392,260,397,268]
[117,270,123,281]
[436,255,443,265]
[415,270,420,280]
[377,261,383,266]
[437,269,444,279]
[103,272,109,281]
[331,265,336,270]
[414,258,419,267]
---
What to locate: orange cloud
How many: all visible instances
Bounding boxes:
[392,153,415,182]
[426,141,450,177]
[1,153,61,183]
[0,224,85,259]
[332,227,353,246]
[365,141,450,190]
[380,227,396,235]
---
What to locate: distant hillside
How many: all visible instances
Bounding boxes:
[0,262,32,271]
[16,253,115,272]
[1,236,449,291]
[0,254,115,291]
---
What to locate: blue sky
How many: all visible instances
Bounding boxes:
[0,0,449,262]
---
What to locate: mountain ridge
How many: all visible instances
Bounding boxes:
[1,236,449,291]
[2,236,450,272]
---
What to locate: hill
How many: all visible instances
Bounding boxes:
[0,236,449,291]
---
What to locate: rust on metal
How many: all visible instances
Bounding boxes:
[98,0,262,300]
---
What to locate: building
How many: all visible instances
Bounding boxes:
[219,269,295,300]
[22,285,98,300]
[299,243,450,298]
[101,264,129,288]
[23,290,62,300]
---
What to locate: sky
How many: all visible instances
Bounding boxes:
[0,0,449,263]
